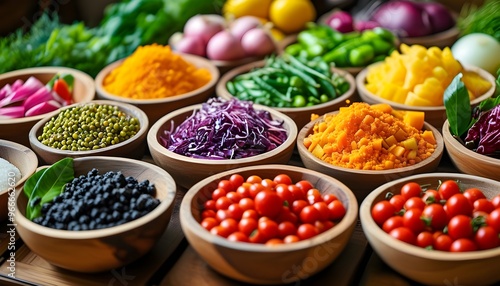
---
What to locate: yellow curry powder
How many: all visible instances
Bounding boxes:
[303,102,436,170]
[103,44,212,99]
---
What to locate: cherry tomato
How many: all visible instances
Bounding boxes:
[249,183,266,198]
[475,226,499,250]
[400,182,422,200]
[403,208,426,234]
[289,184,306,201]
[371,200,396,226]
[319,220,335,232]
[212,188,227,201]
[227,203,243,220]
[492,195,500,209]
[204,199,216,211]
[273,174,292,185]
[292,200,308,216]
[276,206,298,224]
[283,234,300,243]
[248,230,266,243]
[438,180,461,200]
[389,194,406,211]
[487,208,500,233]
[218,179,235,193]
[220,218,238,234]
[382,216,404,233]
[265,238,284,246]
[450,238,477,252]
[297,223,319,240]
[448,215,473,240]
[226,191,242,203]
[276,184,294,205]
[238,197,255,211]
[421,203,448,231]
[261,178,276,189]
[246,175,262,184]
[421,189,440,204]
[278,221,297,238]
[389,227,416,245]
[215,196,231,210]
[242,209,258,220]
[211,225,231,238]
[416,231,434,248]
[201,217,218,231]
[404,197,426,211]
[473,198,495,214]
[328,200,346,221]
[463,187,486,205]
[239,217,258,236]
[296,180,314,194]
[258,219,279,240]
[313,202,330,221]
[322,193,339,205]
[216,209,230,222]
[229,174,245,190]
[201,209,216,220]
[254,190,283,218]
[445,193,473,218]
[307,188,322,205]
[433,233,453,251]
[300,205,321,224]
[236,183,252,198]
[228,231,249,242]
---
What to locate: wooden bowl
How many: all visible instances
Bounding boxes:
[360,173,500,285]
[356,63,496,130]
[216,59,357,130]
[297,111,444,202]
[180,164,358,284]
[0,67,95,147]
[0,139,38,221]
[95,53,220,125]
[147,102,298,190]
[15,156,177,273]
[29,100,149,165]
[399,25,459,49]
[442,120,500,181]
[211,56,264,76]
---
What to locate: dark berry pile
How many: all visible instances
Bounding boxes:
[33,168,160,231]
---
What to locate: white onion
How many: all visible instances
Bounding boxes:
[451,33,500,75]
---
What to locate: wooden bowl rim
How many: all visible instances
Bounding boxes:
[356,62,496,111]
[360,172,500,260]
[94,53,220,104]
[216,59,357,112]
[180,164,358,252]
[0,66,95,124]
[0,139,38,193]
[297,110,444,175]
[28,100,149,156]
[147,102,298,165]
[15,156,177,239]
[442,120,500,166]
[399,25,460,44]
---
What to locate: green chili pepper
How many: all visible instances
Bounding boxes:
[349,44,375,67]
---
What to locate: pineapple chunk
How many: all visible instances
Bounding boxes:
[384,135,398,147]
[312,144,324,159]
[394,128,408,141]
[422,130,436,144]
[403,138,418,150]
[390,145,406,157]
[403,111,425,130]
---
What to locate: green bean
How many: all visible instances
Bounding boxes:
[284,54,331,81]
[251,76,291,103]
[275,58,320,88]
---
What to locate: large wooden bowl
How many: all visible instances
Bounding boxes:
[29,100,149,165]
[15,156,177,273]
[360,173,500,286]
[297,111,444,202]
[0,139,38,221]
[442,120,500,181]
[180,164,358,284]
[147,102,298,190]
[356,63,496,130]
[0,67,95,147]
[216,59,357,130]
[95,53,219,125]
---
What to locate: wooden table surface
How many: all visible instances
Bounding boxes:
[0,151,492,286]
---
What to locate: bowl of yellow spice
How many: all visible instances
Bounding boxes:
[297,102,444,202]
[95,44,220,125]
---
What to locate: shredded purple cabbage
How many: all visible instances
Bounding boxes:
[465,105,500,155]
[159,98,288,159]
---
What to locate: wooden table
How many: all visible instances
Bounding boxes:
[0,151,491,286]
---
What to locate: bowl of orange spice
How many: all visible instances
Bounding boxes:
[95,44,220,125]
[297,102,444,202]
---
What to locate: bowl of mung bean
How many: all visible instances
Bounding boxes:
[297,102,444,202]
[95,44,220,125]
[28,100,149,164]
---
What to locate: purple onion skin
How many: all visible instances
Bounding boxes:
[418,1,455,34]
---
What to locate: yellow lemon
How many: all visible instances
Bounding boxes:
[269,0,316,34]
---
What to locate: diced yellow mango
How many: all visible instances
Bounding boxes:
[385,135,398,147]
[384,160,394,169]
[394,128,408,141]
[371,103,393,114]
[441,47,463,77]
[372,138,383,150]
[407,150,417,160]
[403,137,418,150]
[403,111,425,130]
[312,144,324,159]
[391,145,406,157]
[404,91,435,106]
[462,70,493,98]
[422,130,436,144]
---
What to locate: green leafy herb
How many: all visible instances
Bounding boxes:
[458,0,500,41]
[23,157,75,220]
[444,73,471,137]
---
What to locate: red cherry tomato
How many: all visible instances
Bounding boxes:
[258,219,279,240]
[300,205,321,224]
[239,217,258,236]
[297,223,319,240]
[421,203,448,231]
[403,208,426,234]
[448,215,473,240]
[327,200,346,221]
[371,200,396,226]
[273,174,292,185]
[445,194,473,218]
[492,195,500,209]
[438,180,461,200]
[229,174,245,190]
[400,182,422,200]
[487,208,500,233]
[201,217,218,231]
[313,201,330,221]
[382,216,404,233]
[228,231,249,242]
[416,231,434,248]
[463,187,486,205]
[254,190,283,218]
[278,221,297,238]
[404,197,426,211]
[450,238,477,252]
[421,189,440,204]
[389,227,416,245]
[473,198,495,214]
[475,226,499,250]
[433,233,453,251]
[389,194,406,211]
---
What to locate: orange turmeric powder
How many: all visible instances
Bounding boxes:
[103,44,212,99]
[303,102,436,170]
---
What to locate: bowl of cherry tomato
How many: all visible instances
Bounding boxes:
[179,164,358,284]
[360,172,500,286]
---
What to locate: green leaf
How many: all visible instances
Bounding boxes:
[444,73,471,137]
[26,157,75,220]
[23,168,48,198]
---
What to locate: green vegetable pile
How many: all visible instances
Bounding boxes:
[285,23,397,67]
[457,0,500,41]
[0,0,225,77]
[226,54,350,108]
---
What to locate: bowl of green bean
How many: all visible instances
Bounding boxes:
[216,55,357,130]
[28,100,149,164]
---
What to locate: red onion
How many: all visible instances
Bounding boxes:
[418,2,455,34]
[183,14,226,45]
[326,10,355,33]
[371,0,432,37]
[206,30,246,61]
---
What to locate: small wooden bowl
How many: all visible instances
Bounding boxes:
[360,173,500,285]
[442,120,500,181]
[211,56,264,75]
[95,53,220,125]
[147,103,298,190]
[0,139,38,221]
[15,156,177,273]
[29,100,149,165]
[356,63,496,130]
[216,59,357,130]
[399,25,459,49]
[180,164,358,284]
[297,112,444,202]
[0,67,95,147]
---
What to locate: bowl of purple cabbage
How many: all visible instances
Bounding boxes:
[147,98,298,189]
[0,67,95,147]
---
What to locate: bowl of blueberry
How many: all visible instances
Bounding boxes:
[14,156,177,273]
